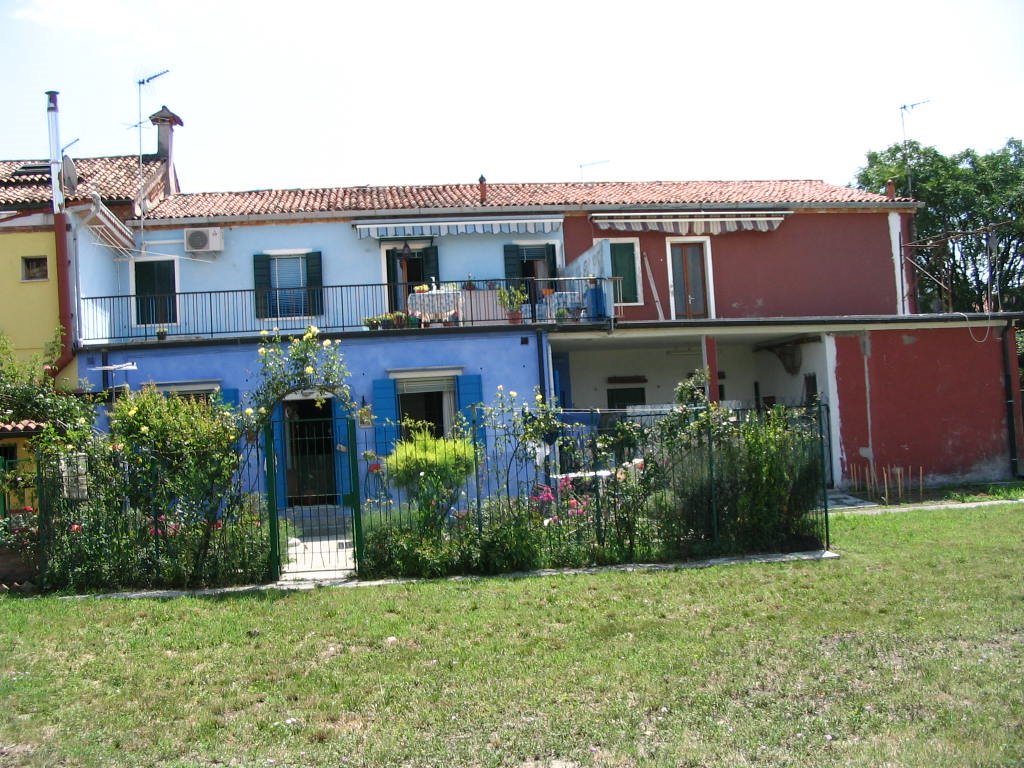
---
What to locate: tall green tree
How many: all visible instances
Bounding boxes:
[857,139,1024,312]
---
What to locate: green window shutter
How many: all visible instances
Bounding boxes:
[421,246,439,284]
[385,248,401,312]
[253,254,271,319]
[545,243,557,278]
[503,244,524,286]
[305,251,324,316]
[610,243,638,303]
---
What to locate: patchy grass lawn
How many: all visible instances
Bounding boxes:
[843,479,1024,507]
[1,505,1022,767]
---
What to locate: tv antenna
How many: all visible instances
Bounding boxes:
[899,99,929,198]
[579,159,609,180]
[137,69,169,240]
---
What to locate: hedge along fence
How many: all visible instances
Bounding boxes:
[357,393,830,579]
[33,438,272,591]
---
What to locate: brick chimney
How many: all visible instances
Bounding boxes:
[886,178,896,200]
[149,106,183,194]
[478,175,487,204]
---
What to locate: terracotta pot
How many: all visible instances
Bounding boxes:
[507,310,523,325]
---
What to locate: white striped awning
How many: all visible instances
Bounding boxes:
[591,211,790,236]
[354,216,563,240]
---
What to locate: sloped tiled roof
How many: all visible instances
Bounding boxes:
[0,420,44,435]
[0,155,166,209]
[146,180,906,220]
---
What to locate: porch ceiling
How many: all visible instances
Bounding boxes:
[548,326,822,353]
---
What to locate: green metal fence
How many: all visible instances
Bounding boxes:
[19,401,829,590]
[354,402,831,578]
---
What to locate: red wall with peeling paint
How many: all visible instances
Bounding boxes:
[833,327,1020,481]
[564,211,905,319]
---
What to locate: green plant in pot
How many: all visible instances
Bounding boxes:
[498,284,528,324]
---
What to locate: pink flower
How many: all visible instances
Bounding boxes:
[68,523,82,533]
[558,476,574,492]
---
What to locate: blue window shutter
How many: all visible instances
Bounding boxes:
[372,378,399,458]
[457,373,485,445]
[219,388,240,408]
[331,396,351,498]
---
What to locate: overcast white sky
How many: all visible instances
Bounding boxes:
[2,0,1021,193]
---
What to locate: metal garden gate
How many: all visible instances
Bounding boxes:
[265,399,362,579]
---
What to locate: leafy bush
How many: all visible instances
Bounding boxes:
[386,426,476,531]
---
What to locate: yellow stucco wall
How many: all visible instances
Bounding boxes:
[0,229,77,386]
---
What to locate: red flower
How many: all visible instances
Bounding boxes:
[68,523,83,533]
[20,506,34,514]
[368,463,381,473]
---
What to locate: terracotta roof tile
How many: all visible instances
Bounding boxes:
[0,155,166,209]
[0,420,44,435]
[145,180,906,220]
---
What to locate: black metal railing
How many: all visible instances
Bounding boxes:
[79,277,622,344]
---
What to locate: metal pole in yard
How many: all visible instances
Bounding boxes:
[263,422,281,581]
[817,401,830,550]
[708,412,718,546]
[347,417,364,569]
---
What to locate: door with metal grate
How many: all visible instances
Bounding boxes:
[273,399,360,578]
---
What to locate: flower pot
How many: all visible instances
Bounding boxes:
[507,310,523,325]
[156,330,167,341]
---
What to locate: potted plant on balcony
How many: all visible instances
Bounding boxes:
[156,326,168,341]
[498,285,528,324]
[363,315,382,330]
[391,311,407,329]
[462,274,477,291]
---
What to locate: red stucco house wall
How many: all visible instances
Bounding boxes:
[564,210,908,320]
[833,326,1022,481]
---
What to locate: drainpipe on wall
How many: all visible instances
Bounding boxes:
[1000,320,1022,477]
[46,91,74,379]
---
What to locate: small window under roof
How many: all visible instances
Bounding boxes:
[11,164,52,177]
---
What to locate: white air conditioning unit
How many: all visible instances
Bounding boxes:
[184,227,224,253]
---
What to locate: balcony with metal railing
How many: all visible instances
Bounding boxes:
[78,277,622,345]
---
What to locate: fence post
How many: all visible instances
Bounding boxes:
[591,410,604,547]
[347,417,365,570]
[34,451,49,589]
[817,401,830,550]
[263,422,281,581]
[707,411,719,546]
[472,406,483,536]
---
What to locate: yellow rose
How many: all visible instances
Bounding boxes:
[305,366,315,375]
[244,407,254,416]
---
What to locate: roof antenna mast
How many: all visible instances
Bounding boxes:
[137,69,169,243]
[899,99,929,198]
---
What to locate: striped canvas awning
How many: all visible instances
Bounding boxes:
[591,211,789,235]
[354,216,563,240]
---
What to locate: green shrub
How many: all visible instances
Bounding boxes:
[386,427,476,532]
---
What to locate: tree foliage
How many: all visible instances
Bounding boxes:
[857,139,1024,312]
[0,329,94,443]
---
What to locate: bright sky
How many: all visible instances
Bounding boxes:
[2,0,1022,193]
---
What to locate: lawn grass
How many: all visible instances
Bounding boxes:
[2,504,1022,767]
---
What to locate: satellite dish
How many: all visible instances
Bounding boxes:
[61,155,78,195]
